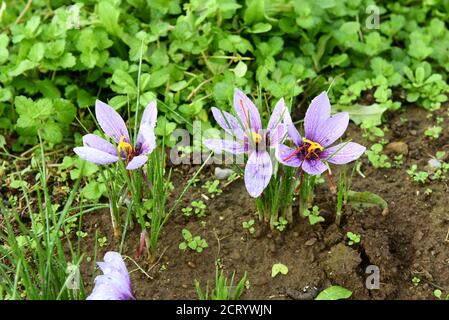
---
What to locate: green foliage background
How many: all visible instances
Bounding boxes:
[1,0,448,150]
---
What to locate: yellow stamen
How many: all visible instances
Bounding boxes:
[303,138,324,153]
[118,136,133,154]
[252,132,263,144]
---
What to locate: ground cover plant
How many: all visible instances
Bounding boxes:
[1,0,449,301]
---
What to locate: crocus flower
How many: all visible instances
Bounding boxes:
[276,92,365,174]
[74,100,157,170]
[87,251,135,300]
[204,89,288,198]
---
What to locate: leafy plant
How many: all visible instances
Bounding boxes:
[179,229,208,253]
[407,165,429,184]
[191,200,207,218]
[346,232,361,246]
[366,144,391,169]
[424,126,442,139]
[273,217,288,232]
[304,206,325,226]
[195,267,247,300]
[242,219,255,235]
[202,180,222,197]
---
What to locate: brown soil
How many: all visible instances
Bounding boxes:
[82,106,449,300]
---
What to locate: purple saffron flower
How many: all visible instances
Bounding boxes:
[276,92,366,175]
[204,89,288,198]
[87,251,135,300]
[74,100,157,170]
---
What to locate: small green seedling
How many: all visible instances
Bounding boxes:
[242,219,255,234]
[202,180,222,197]
[271,263,288,278]
[436,151,446,160]
[393,154,404,168]
[182,206,193,217]
[179,229,208,253]
[424,126,442,139]
[304,206,325,225]
[434,289,449,300]
[273,217,288,231]
[192,200,207,218]
[97,236,108,247]
[366,143,391,169]
[424,188,433,196]
[412,276,421,287]
[347,232,361,246]
[407,165,429,184]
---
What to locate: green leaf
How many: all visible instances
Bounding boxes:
[148,69,169,88]
[315,286,352,300]
[233,61,247,78]
[271,263,288,278]
[82,181,106,200]
[336,104,386,128]
[244,0,265,25]
[28,43,45,62]
[347,191,388,211]
[169,80,188,92]
[248,22,272,33]
[155,117,176,136]
[40,122,63,143]
[108,95,129,110]
[181,228,192,240]
[112,69,136,94]
[97,0,122,36]
[53,99,76,124]
[9,60,37,77]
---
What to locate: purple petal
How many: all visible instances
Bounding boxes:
[268,124,287,146]
[276,144,303,167]
[83,134,117,155]
[314,112,349,147]
[282,108,303,146]
[244,151,273,198]
[137,101,157,155]
[204,139,246,154]
[101,252,129,277]
[211,107,245,140]
[321,142,366,164]
[126,155,148,170]
[267,98,287,131]
[233,88,262,132]
[304,92,331,141]
[301,159,328,175]
[74,146,118,165]
[87,251,134,300]
[95,100,130,144]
